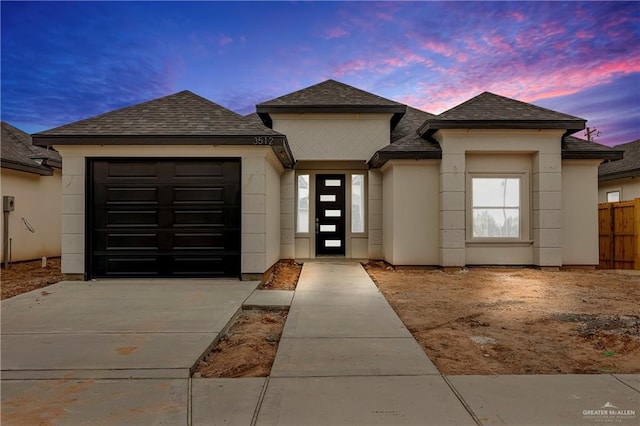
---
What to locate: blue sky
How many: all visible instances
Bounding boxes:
[2,1,638,146]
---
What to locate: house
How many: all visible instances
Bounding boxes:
[31,80,622,279]
[1,122,62,263]
[598,139,640,202]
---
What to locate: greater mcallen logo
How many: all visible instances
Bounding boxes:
[583,402,636,423]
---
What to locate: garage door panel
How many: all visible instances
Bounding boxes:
[172,232,237,250]
[90,159,241,278]
[107,162,158,179]
[173,187,225,204]
[101,257,160,276]
[107,187,159,204]
[105,210,159,227]
[174,162,223,177]
[106,233,159,250]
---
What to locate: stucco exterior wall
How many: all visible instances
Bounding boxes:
[54,145,282,276]
[265,158,281,269]
[382,165,394,262]
[280,170,295,259]
[368,169,383,259]
[436,129,565,267]
[271,113,392,161]
[563,160,601,265]
[0,168,62,262]
[598,177,640,202]
[381,160,439,265]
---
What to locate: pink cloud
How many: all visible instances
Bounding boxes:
[323,26,350,39]
[332,58,370,77]
[575,30,594,40]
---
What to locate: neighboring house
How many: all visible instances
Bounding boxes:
[1,122,62,262]
[32,80,622,279]
[598,139,640,202]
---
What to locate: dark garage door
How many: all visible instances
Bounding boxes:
[89,159,240,278]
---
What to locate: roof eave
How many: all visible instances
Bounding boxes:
[418,120,586,137]
[1,159,54,176]
[368,150,442,169]
[598,168,640,181]
[562,150,624,161]
[32,134,295,168]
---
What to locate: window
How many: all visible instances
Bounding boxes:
[607,191,621,202]
[472,177,520,238]
[296,175,309,233]
[351,174,365,233]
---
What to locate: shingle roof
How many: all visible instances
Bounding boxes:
[32,91,295,168]
[256,79,407,128]
[37,90,283,137]
[368,132,442,168]
[598,139,640,180]
[257,79,405,109]
[1,122,61,175]
[391,106,435,142]
[419,92,586,135]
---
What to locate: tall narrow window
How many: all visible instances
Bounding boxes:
[351,174,365,233]
[472,177,520,238]
[297,175,309,233]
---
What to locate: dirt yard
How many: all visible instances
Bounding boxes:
[365,262,640,375]
[194,310,288,378]
[1,258,64,300]
[195,261,299,378]
[260,260,302,290]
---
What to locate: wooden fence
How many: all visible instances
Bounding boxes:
[598,198,640,269]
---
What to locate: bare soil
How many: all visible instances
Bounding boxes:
[365,262,640,375]
[1,258,64,300]
[195,261,299,378]
[194,310,287,378]
[260,260,302,290]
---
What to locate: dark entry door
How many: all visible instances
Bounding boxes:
[89,159,240,278]
[315,174,346,256]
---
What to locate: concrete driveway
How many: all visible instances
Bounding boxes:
[1,279,257,424]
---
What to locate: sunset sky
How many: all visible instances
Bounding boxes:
[2,1,638,146]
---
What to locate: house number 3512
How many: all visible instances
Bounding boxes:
[254,136,274,145]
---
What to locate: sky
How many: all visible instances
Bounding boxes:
[1,1,639,146]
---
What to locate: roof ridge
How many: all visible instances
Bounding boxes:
[439,91,584,121]
[257,79,405,107]
[36,91,193,135]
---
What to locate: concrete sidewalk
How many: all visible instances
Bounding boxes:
[2,264,639,425]
[196,262,640,426]
[1,279,258,424]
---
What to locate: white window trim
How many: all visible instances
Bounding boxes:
[606,189,622,203]
[466,171,531,244]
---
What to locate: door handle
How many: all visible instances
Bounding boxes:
[315,218,319,234]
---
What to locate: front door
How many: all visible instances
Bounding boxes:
[315,174,346,256]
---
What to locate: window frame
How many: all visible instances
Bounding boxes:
[351,173,366,234]
[296,174,310,234]
[606,190,621,203]
[466,172,531,244]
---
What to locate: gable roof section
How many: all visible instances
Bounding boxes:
[598,139,640,181]
[256,79,407,128]
[418,92,586,136]
[32,91,294,167]
[1,122,61,175]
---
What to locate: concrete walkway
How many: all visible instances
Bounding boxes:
[196,262,640,426]
[2,263,639,425]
